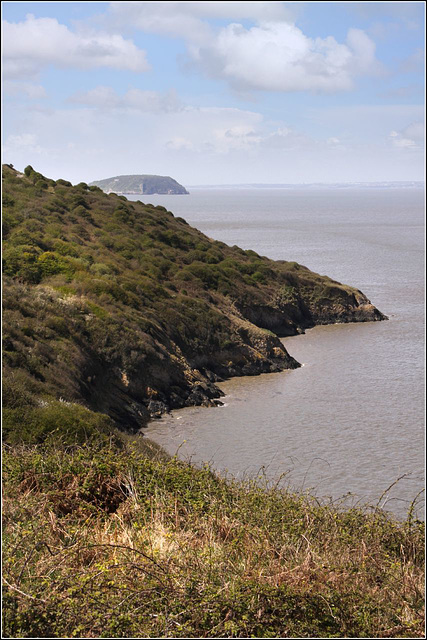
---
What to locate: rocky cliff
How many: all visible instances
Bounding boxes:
[2,164,386,436]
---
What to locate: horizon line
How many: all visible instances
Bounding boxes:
[185,180,425,188]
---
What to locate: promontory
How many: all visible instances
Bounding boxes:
[2,164,386,438]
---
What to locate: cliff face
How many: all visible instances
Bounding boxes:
[2,165,386,434]
[236,287,384,336]
[89,174,189,195]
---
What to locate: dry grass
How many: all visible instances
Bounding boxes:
[2,438,425,638]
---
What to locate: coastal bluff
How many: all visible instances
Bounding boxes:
[2,164,386,436]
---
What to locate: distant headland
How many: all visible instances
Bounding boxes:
[89,174,189,195]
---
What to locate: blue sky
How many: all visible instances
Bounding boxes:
[2,1,425,184]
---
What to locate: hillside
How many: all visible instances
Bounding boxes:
[3,437,424,638]
[2,164,386,439]
[89,174,189,195]
[5,164,423,640]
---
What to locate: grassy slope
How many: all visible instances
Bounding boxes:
[2,164,384,437]
[2,437,424,638]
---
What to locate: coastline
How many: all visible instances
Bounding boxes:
[143,318,423,523]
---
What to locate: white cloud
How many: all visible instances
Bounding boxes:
[3,81,47,99]
[69,86,120,108]
[104,4,380,93]
[107,2,294,43]
[161,106,264,154]
[165,137,194,151]
[398,47,425,73]
[258,127,312,150]
[390,122,425,148]
[404,122,425,141]
[69,86,183,113]
[2,101,266,170]
[168,1,292,21]
[2,13,150,79]
[193,22,380,92]
[3,133,44,155]
[4,99,423,185]
[108,2,209,43]
[306,104,424,143]
[125,88,182,112]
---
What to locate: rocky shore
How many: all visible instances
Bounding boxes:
[87,286,386,429]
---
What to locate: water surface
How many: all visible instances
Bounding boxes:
[128,188,425,519]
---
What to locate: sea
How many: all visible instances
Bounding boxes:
[126,186,425,520]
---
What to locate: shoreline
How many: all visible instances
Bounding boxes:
[143,318,423,523]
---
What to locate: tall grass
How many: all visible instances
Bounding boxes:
[2,437,424,638]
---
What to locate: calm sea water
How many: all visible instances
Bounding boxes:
[127,188,425,520]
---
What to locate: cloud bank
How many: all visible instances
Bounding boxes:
[390,122,425,148]
[107,2,380,93]
[69,87,183,113]
[193,23,379,92]
[3,13,150,79]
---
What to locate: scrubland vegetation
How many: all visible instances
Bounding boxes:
[3,163,378,432]
[3,428,424,638]
[3,164,418,638]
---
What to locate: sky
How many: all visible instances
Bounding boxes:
[2,1,425,185]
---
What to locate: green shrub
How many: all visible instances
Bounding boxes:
[185,262,220,288]
[252,271,266,284]
[46,197,69,213]
[73,205,91,218]
[86,301,109,319]
[71,195,89,209]
[195,242,209,251]
[53,240,79,257]
[90,262,112,276]
[185,249,207,264]
[2,193,15,207]
[2,370,41,409]
[113,208,131,223]
[37,252,65,277]
[2,245,43,283]
[3,401,118,445]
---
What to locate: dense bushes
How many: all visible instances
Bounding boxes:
[3,401,118,445]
